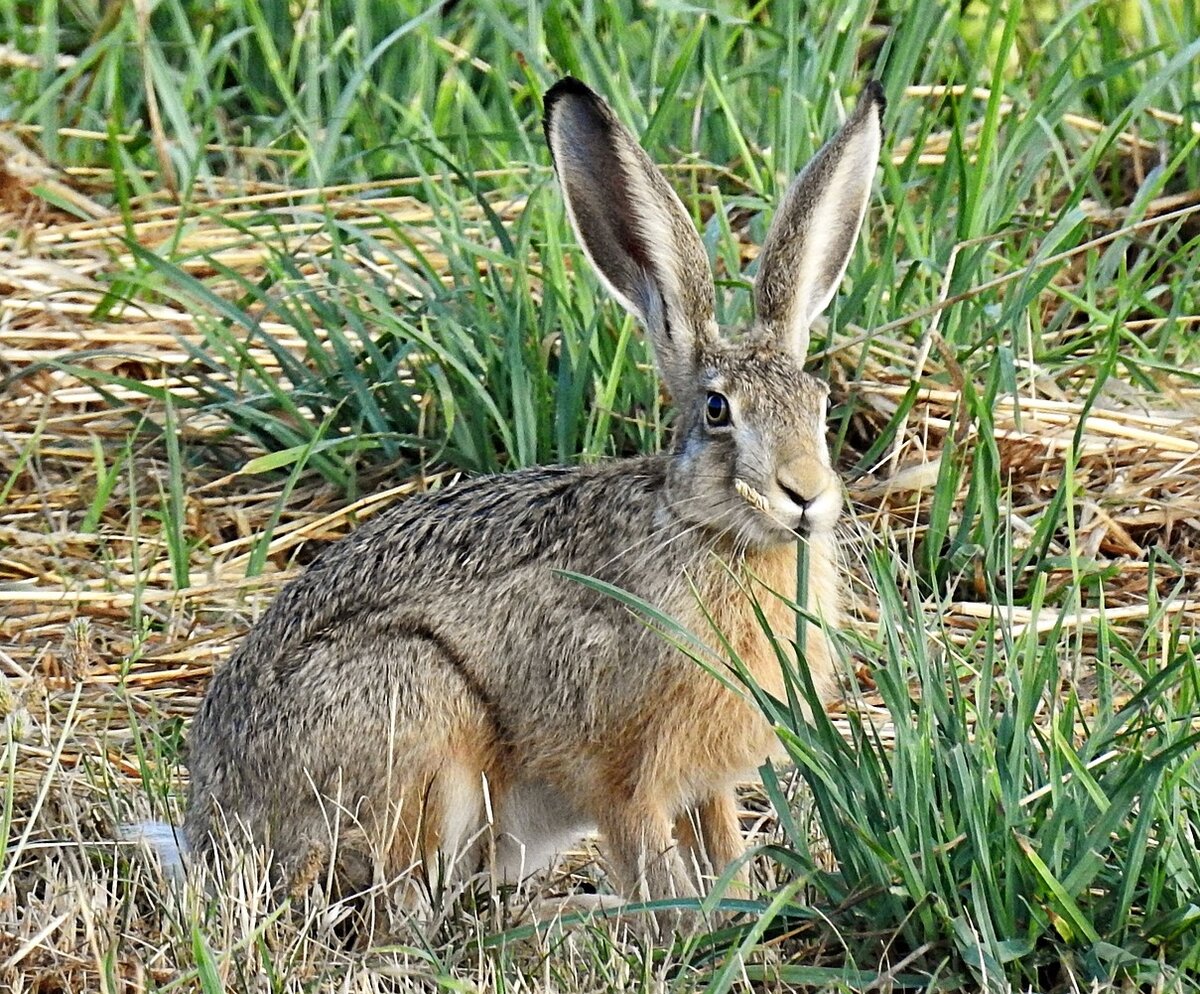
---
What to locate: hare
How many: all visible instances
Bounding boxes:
[168,77,883,920]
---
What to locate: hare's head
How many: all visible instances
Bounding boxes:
[545,78,883,549]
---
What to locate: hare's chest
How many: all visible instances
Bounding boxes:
[699,545,799,698]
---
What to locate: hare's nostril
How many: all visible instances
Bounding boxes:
[778,480,812,510]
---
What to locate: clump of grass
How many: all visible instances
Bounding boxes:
[7,0,1198,499]
[750,546,1200,989]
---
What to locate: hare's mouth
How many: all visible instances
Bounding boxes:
[733,478,802,537]
[734,477,834,539]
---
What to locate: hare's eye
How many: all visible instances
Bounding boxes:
[705,391,732,428]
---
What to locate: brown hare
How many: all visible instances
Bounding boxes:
[136,77,884,925]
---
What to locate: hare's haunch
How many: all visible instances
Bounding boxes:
[165,77,883,919]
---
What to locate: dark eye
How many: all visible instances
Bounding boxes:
[704,391,731,428]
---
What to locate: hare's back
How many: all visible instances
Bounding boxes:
[183,455,683,838]
[219,455,675,674]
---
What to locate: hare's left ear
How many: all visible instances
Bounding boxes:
[544,77,716,402]
[754,82,885,360]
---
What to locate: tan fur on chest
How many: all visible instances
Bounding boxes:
[704,543,799,699]
[628,543,802,794]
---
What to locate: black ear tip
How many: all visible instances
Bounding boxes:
[544,76,599,117]
[543,77,610,149]
[862,79,887,119]
[546,76,595,100]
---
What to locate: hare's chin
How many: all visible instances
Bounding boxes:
[778,515,832,540]
[737,508,812,547]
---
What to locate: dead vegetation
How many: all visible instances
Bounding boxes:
[1,84,1199,991]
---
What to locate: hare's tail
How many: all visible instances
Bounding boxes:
[119,819,189,884]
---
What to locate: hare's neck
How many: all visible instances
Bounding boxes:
[742,534,841,628]
[701,538,799,632]
[739,542,801,642]
[700,534,841,692]
[734,540,796,596]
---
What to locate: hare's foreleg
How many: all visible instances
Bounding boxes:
[675,793,749,896]
[598,800,696,903]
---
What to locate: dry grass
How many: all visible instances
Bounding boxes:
[2,87,1200,990]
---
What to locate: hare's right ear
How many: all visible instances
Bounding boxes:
[544,78,715,399]
[754,82,884,361]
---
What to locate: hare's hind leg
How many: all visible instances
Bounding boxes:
[344,631,502,908]
[376,753,489,907]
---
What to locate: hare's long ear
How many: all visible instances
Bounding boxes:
[754,81,884,360]
[544,77,714,399]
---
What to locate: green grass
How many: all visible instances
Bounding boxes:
[2,0,1200,991]
[767,556,1200,988]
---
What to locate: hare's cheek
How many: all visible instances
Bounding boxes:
[681,429,733,470]
[675,433,705,471]
[816,435,834,468]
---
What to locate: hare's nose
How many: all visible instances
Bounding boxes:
[778,479,811,509]
[777,475,823,511]
[777,461,832,508]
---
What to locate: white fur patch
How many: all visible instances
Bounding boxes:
[119,820,188,885]
[788,121,880,330]
[493,780,593,885]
